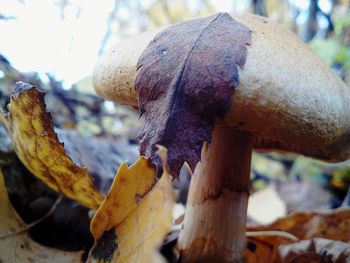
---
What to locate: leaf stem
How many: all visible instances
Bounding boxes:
[246,230,299,242]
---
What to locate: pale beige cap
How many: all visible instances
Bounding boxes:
[93,13,350,162]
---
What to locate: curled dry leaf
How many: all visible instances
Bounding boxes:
[1,82,103,210]
[90,157,156,241]
[244,208,350,263]
[136,12,251,177]
[277,238,350,263]
[245,237,350,263]
[248,208,350,242]
[90,147,175,263]
[0,169,83,263]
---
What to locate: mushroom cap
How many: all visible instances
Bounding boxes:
[93,13,350,162]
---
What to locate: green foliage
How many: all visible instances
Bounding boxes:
[309,13,350,83]
[309,39,340,65]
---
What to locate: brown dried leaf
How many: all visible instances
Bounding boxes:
[245,237,350,263]
[2,82,103,210]
[245,208,350,263]
[244,237,284,263]
[135,12,251,177]
[247,208,350,242]
[277,238,350,263]
[0,169,83,263]
[89,147,175,263]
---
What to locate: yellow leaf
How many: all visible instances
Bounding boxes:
[2,82,103,210]
[0,169,84,263]
[90,157,156,240]
[90,147,175,263]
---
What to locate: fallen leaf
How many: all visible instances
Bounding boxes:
[245,208,350,262]
[161,207,350,262]
[245,237,350,263]
[248,208,350,242]
[1,82,103,210]
[0,169,83,263]
[244,237,283,263]
[135,12,251,177]
[90,147,176,263]
[90,157,156,241]
[277,238,350,263]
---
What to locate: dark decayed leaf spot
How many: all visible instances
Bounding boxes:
[92,229,118,262]
[135,12,251,177]
[247,241,257,252]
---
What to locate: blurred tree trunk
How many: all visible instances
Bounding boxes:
[305,0,319,42]
[252,0,266,16]
[98,0,119,55]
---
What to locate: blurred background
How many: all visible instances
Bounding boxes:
[2,0,350,89]
[0,0,350,251]
[1,0,350,133]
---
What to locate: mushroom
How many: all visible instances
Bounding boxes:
[93,13,350,262]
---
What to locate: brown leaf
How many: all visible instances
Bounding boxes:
[277,238,350,263]
[0,169,83,263]
[244,237,283,263]
[247,208,350,242]
[245,237,350,263]
[2,82,103,209]
[135,12,251,177]
[245,208,350,262]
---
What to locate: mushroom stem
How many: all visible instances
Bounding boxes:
[177,126,254,262]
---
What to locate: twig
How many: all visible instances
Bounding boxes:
[0,195,63,240]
